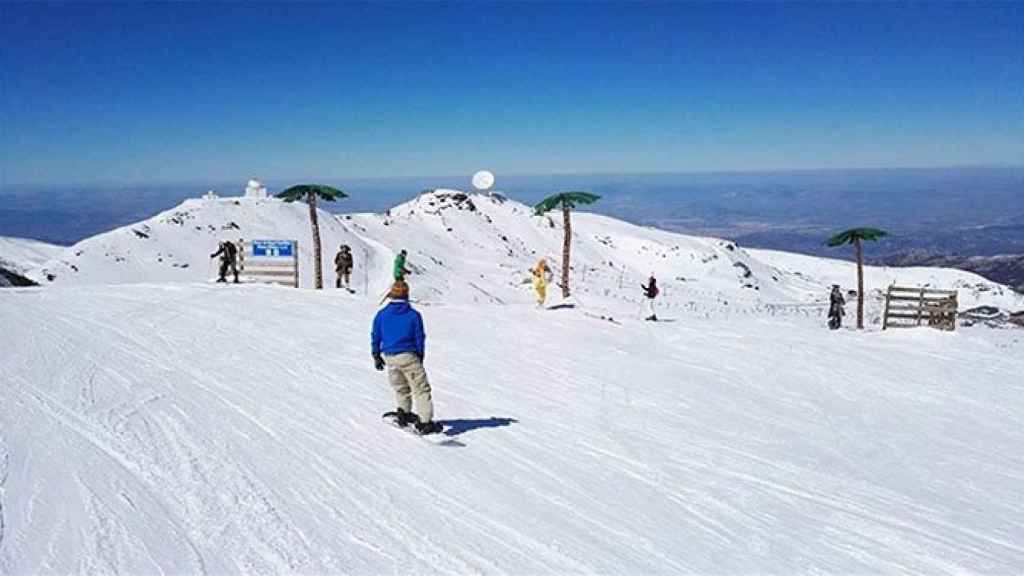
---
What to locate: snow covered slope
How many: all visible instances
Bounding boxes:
[27,197,390,290]
[347,189,800,308]
[1,283,1022,573]
[27,190,1023,322]
[347,190,1022,319]
[0,236,63,287]
[0,236,62,273]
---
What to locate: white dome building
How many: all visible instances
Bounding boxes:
[245,179,268,199]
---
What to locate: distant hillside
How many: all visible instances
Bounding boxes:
[730,222,1024,262]
[875,252,1024,294]
[0,236,62,287]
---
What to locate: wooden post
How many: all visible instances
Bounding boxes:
[236,239,246,273]
[882,285,891,330]
[950,293,958,331]
[293,240,299,288]
[561,201,572,298]
[921,284,929,325]
[855,237,865,329]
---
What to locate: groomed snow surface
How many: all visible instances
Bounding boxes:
[2,283,1023,574]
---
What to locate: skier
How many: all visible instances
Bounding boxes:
[641,274,659,321]
[531,258,552,307]
[372,280,442,435]
[828,284,846,330]
[393,249,411,281]
[335,244,353,290]
[210,240,239,283]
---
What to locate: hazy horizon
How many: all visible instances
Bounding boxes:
[2,166,1021,266]
[4,161,1019,194]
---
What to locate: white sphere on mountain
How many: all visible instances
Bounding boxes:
[472,170,495,191]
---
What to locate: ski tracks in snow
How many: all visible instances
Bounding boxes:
[2,285,1023,573]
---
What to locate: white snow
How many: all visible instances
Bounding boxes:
[2,189,1023,573]
[1,283,1022,573]
[29,190,1021,321]
[0,236,62,276]
[27,197,390,291]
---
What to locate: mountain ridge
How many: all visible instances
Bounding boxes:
[9,189,1023,321]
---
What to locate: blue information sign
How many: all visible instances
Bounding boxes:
[252,240,294,257]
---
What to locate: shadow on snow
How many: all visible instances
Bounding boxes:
[440,417,519,437]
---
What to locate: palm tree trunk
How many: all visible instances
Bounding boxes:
[561,201,571,298]
[308,191,323,289]
[855,237,864,329]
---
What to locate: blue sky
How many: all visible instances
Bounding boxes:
[1,2,1022,186]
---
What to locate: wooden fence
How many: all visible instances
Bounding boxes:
[882,285,958,331]
[239,239,299,288]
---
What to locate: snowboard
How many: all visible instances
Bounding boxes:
[381,413,463,447]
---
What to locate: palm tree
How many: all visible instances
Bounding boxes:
[534,191,601,298]
[826,227,889,329]
[277,184,347,289]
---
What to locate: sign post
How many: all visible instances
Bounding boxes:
[241,239,300,287]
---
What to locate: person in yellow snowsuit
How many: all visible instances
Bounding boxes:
[531,259,551,307]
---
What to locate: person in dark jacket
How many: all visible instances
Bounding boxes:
[641,274,659,321]
[372,280,441,434]
[210,241,239,283]
[335,245,353,289]
[828,284,846,329]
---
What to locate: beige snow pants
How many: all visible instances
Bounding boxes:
[384,352,434,423]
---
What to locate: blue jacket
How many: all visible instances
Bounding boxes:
[371,300,425,357]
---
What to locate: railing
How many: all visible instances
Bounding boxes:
[882,285,958,331]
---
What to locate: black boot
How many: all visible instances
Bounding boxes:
[414,421,443,435]
[399,409,420,427]
[382,408,418,427]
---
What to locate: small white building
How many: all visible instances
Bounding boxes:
[202,190,219,201]
[245,179,268,199]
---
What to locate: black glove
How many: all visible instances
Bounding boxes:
[373,354,385,371]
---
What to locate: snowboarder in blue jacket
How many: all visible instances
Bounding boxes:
[372,280,441,434]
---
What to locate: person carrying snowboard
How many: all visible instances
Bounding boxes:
[641,274,659,321]
[393,249,411,281]
[531,258,552,307]
[335,244,354,290]
[828,284,846,330]
[372,280,442,435]
[210,240,239,283]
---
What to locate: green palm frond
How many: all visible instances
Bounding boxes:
[826,227,889,247]
[534,191,601,215]
[277,184,348,203]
